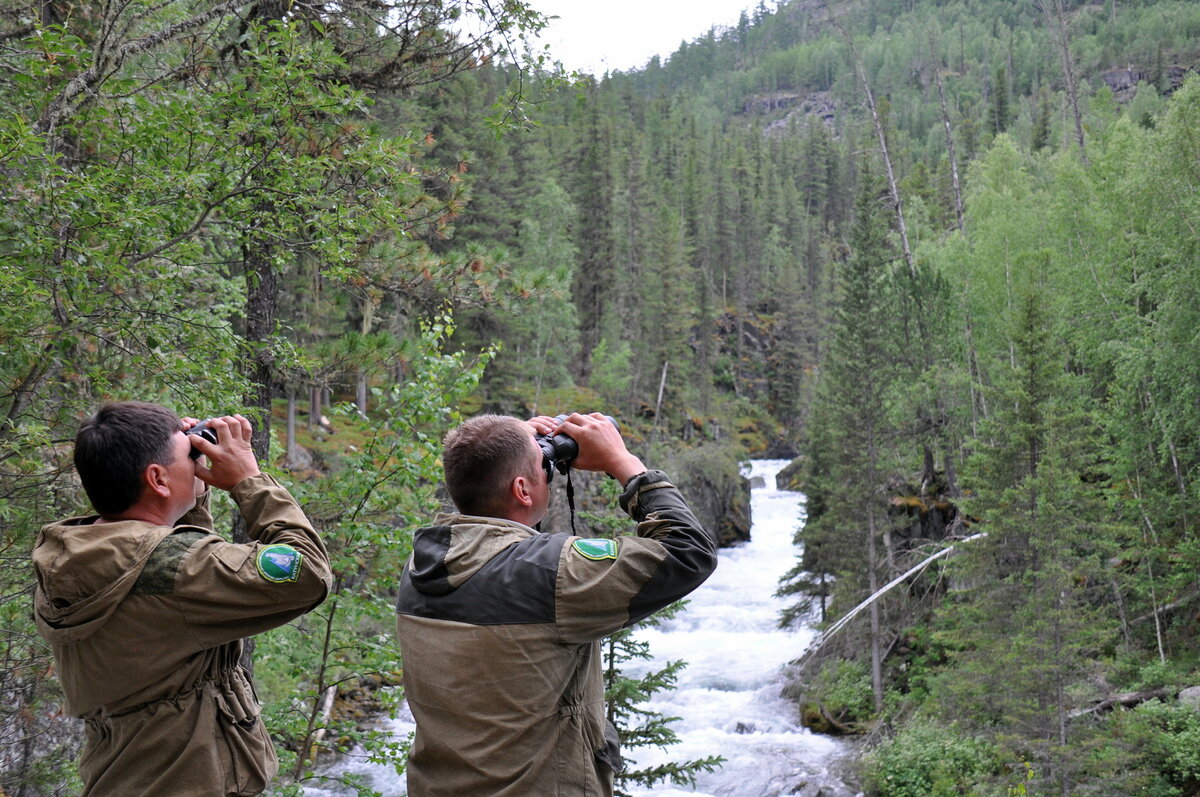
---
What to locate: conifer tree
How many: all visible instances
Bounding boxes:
[988,66,1011,135]
[571,95,617,381]
[640,203,697,427]
[603,612,724,797]
[934,290,1105,794]
[1031,88,1053,151]
[785,163,899,711]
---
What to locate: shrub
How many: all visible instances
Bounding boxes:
[1122,699,1200,796]
[863,720,1000,797]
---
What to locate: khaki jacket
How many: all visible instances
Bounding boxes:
[33,473,333,796]
[395,469,718,797]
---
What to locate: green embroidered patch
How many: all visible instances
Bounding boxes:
[257,544,303,583]
[572,538,618,561]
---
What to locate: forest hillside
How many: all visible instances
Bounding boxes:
[4,0,1200,794]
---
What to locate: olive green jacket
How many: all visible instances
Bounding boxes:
[396,469,718,797]
[33,473,332,796]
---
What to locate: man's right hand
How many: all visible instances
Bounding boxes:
[553,412,646,485]
[189,415,262,491]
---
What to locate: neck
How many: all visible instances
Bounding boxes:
[95,505,174,526]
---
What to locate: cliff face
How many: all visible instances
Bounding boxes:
[1101,64,1196,101]
[660,441,752,546]
[679,461,752,546]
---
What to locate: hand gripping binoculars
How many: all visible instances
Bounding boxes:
[535,414,618,482]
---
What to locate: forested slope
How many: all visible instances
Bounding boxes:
[5,0,1200,793]
[400,0,1200,793]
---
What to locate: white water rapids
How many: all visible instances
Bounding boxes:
[308,459,860,796]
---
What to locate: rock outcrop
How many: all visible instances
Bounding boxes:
[1101,64,1195,101]
[541,441,751,547]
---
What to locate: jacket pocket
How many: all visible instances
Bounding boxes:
[213,543,252,572]
[209,670,278,795]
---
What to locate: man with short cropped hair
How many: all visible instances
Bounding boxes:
[396,411,719,797]
[32,401,332,796]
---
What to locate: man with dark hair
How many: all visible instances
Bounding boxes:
[32,401,332,796]
[395,412,718,797]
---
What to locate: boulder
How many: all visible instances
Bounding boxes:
[1179,685,1200,711]
[776,456,806,491]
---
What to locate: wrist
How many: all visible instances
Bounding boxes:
[609,456,647,486]
[212,467,261,492]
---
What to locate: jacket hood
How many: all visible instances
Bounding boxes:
[406,512,536,597]
[32,517,174,644]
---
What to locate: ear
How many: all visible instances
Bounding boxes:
[143,462,172,500]
[511,474,534,508]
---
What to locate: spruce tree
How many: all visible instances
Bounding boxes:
[989,66,1011,136]
[1031,89,1052,151]
[570,94,617,381]
[603,611,724,797]
[784,162,899,712]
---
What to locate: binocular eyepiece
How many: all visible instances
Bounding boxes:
[536,414,618,481]
[185,420,217,460]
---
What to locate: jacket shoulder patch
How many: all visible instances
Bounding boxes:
[257,544,304,583]
[571,538,618,561]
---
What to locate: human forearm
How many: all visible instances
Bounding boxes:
[232,474,332,588]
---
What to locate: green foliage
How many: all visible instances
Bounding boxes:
[589,337,635,406]
[1031,90,1052,150]
[1123,701,1200,796]
[807,658,875,725]
[988,66,1011,135]
[863,720,1002,797]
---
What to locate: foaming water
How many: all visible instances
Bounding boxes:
[620,460,856,797]
[306,460,858,796]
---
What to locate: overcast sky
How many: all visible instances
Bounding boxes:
[525,0,758,76]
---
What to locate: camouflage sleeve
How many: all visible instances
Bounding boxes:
[150,473,333,646]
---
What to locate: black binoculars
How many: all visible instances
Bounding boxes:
[536,414,618,482]
[185,420,218,460]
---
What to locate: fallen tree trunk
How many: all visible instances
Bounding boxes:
[793,532,988,668]
[1069,688,1172,719]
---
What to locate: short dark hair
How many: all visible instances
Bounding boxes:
[442,415,537,516]
[74,401,182,515]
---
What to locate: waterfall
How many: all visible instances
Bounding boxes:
[307,459,860,796]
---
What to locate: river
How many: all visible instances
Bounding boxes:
[308,459,860,796]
